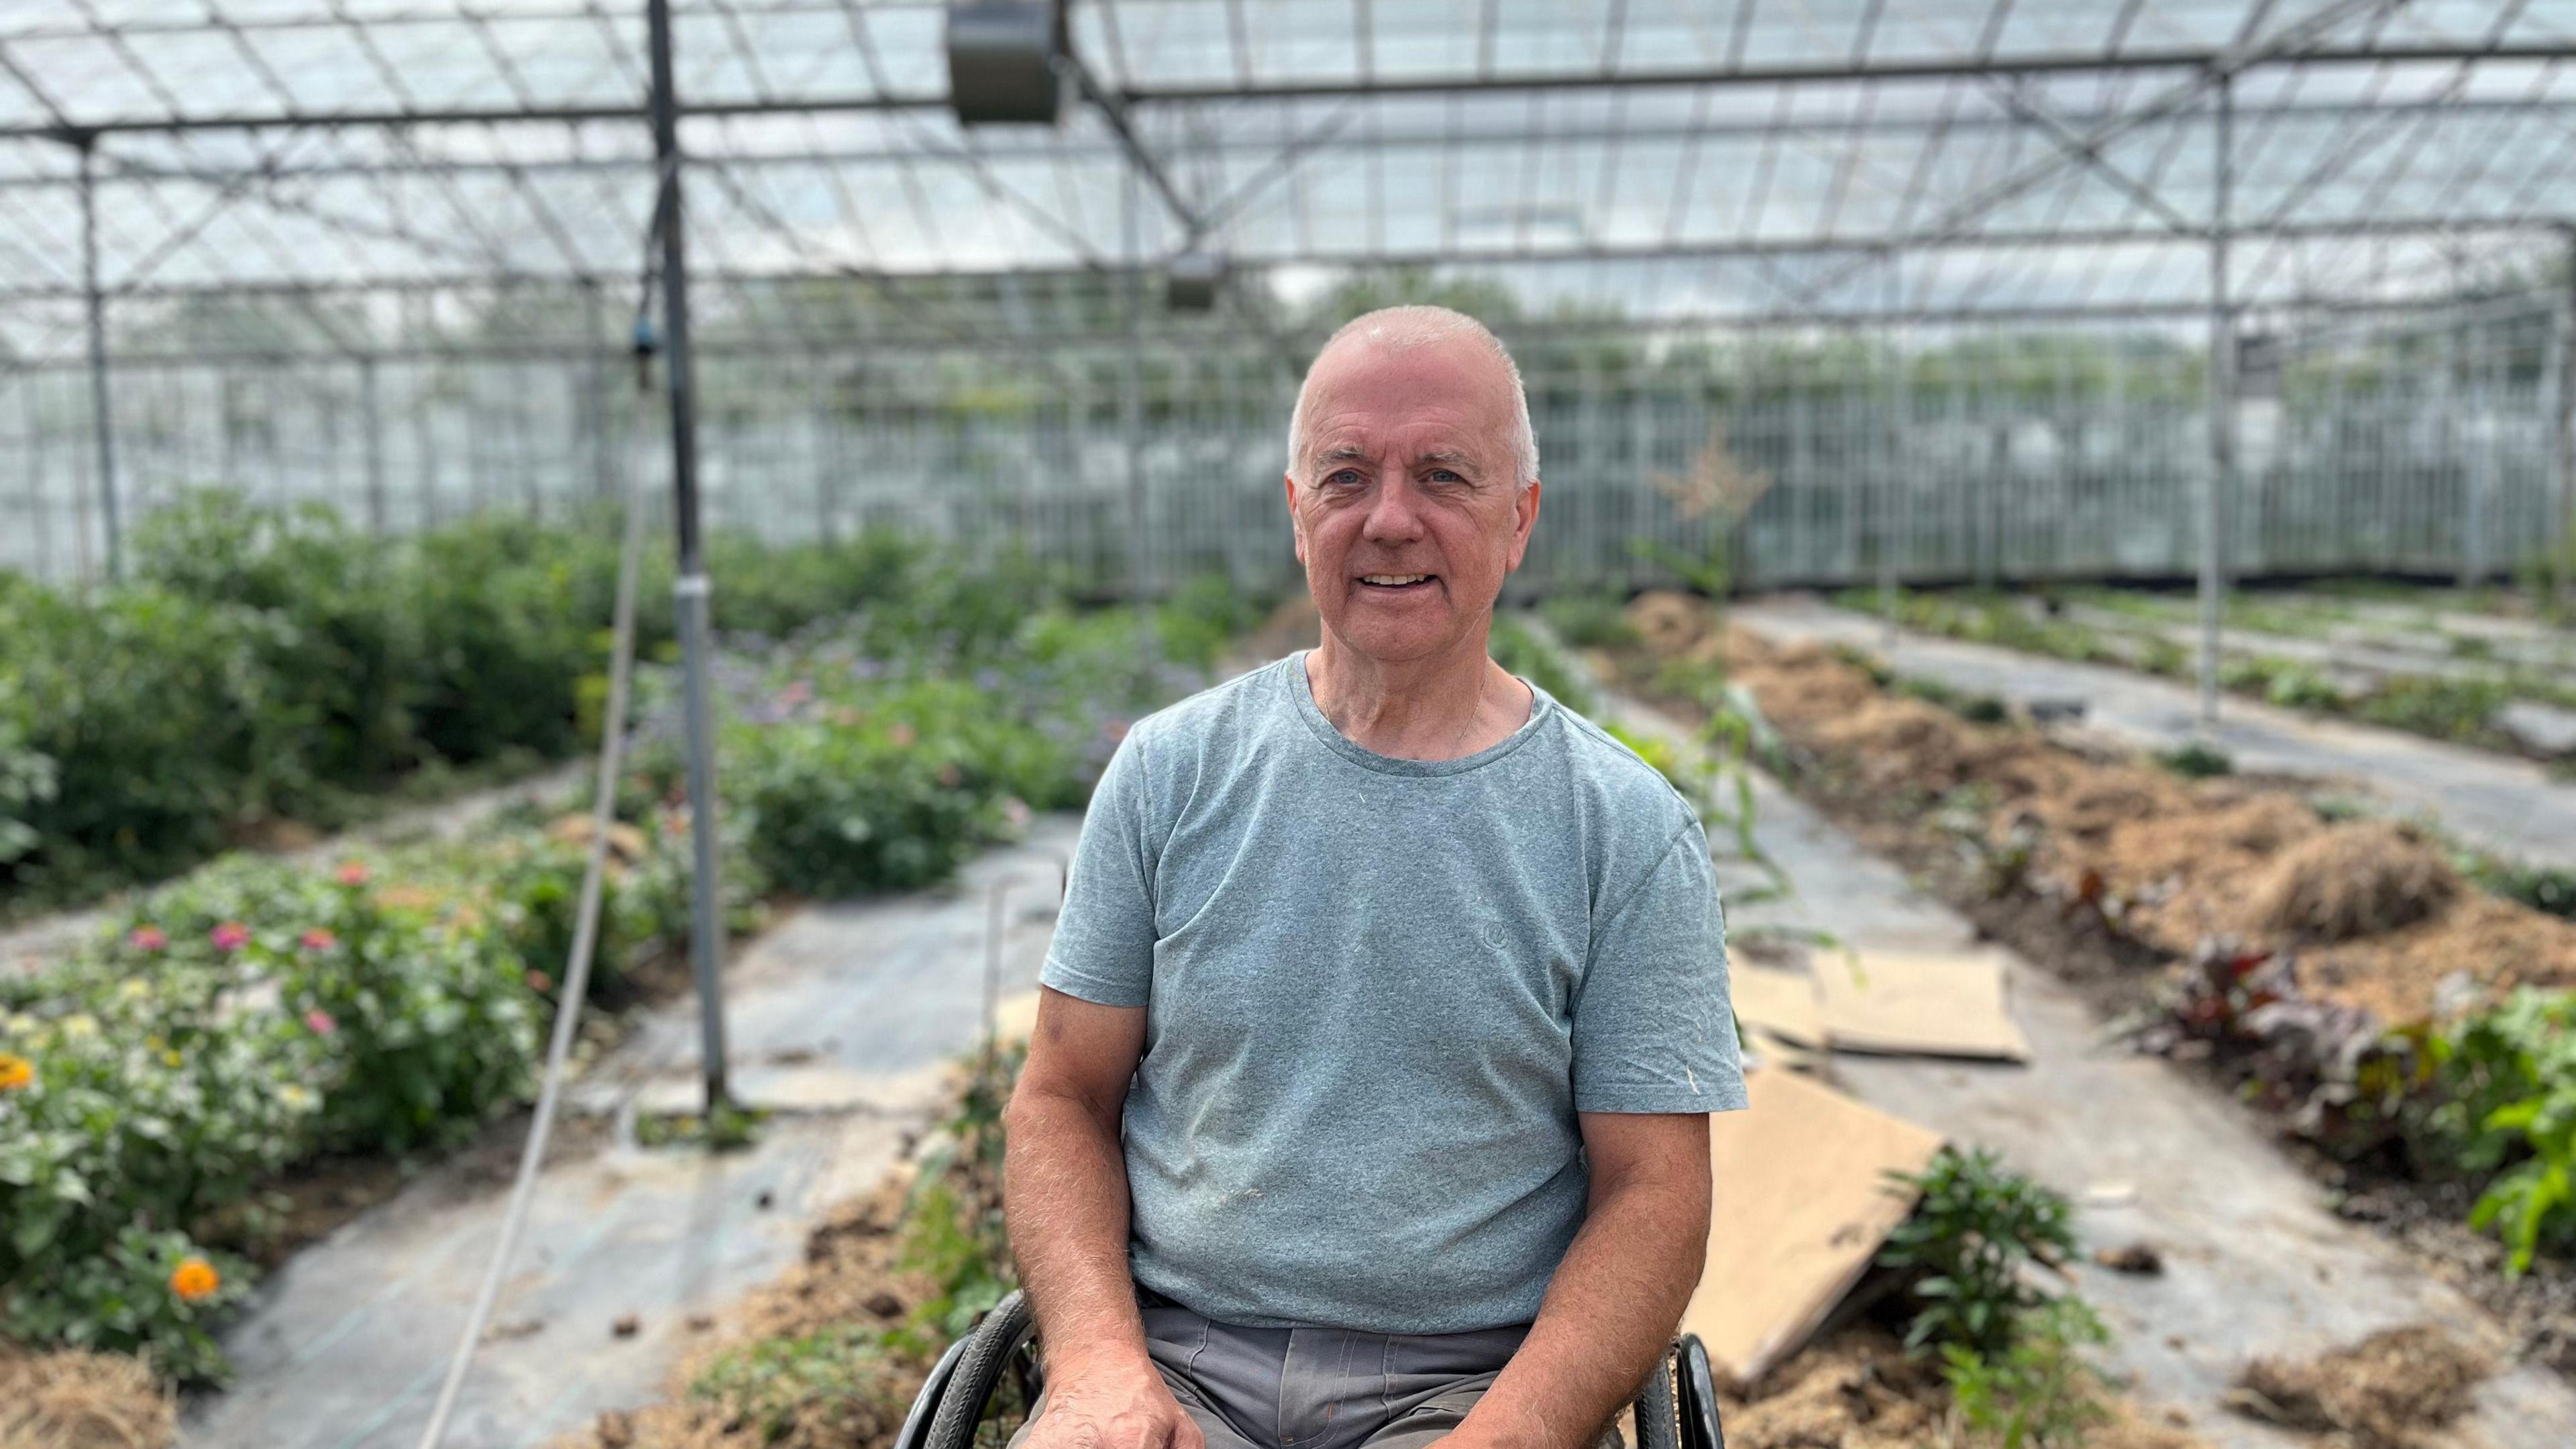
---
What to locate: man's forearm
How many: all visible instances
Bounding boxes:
[1458,1173,1709,1449]
[1002,1087,1153,1376]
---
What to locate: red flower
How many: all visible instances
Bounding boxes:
[335,861,371,886]
[299,928,337,952]
[526,969,554,994]
[304,1008,338,1036]
[127,926,168,951]
[209,922,250,951]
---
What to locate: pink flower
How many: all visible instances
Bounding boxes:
[526,969,554,994]
[335,861,370,886]
[936,762,964,789]
[127,926,168,951]
[888,722,918,748]
[210,922,250,951]
[299,928,337,952]
[777,680,813,708]
[303,1008,337,1036]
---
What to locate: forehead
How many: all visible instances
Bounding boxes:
[1298,338,1517,455]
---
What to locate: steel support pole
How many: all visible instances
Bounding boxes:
[648,0,731,1110]
[1877,256,1900,643]
[74,135,123,582]
[1121,160,1158,651]
[584,278,615,502]
[361,358,388,533]
[2557,227,2576,619]
[2199,76,2233,732]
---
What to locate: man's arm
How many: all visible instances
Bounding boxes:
[1450,1111,1713,1449]
[1002,986,1201,1449]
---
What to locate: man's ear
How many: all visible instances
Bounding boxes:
[1504,478,1542,572]
[1283,472,1306,566]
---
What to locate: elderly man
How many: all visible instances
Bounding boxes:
[1002,305,1743,1449]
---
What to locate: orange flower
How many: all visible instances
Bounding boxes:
[170,1257,221,1301]
[0,1053,32,1091]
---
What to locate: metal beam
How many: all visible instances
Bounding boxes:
[7,42,2571,140]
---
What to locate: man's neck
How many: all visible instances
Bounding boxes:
[1305,631,1532,761]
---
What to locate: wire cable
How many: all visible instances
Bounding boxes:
[411,331,659,1449]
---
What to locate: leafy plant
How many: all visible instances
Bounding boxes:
[2418,989,2576,1275]
[1538,594,1640,651]
[636,1099,771,1152]
[2153,741,2235,779]
[1878,1147,2077,1356]
[1942,1296,2114,1449]
[690,1322,909,1443]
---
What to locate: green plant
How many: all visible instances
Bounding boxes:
[1490,614,1597,715]
[1941,1297,2114,1449]
[2417,989,2576,1275]
[1538,594,1640,651]
[892,1042,1022,1354]
[1878,1147,2078,1355]
[689,1322,910,1443]
[2153,741,2235,779]
[636,1100,771,1152]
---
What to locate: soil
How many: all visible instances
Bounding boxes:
[1717,1325,2205,1449]
[0,1346,176,1449]
[2229,1324,2492,1449]
[1605,592,2576,1379]
[1699,610,2576,1024]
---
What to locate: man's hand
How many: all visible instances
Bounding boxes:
[1022,1356,1203,1449]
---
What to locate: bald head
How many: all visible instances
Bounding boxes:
[1287,306,1539,486]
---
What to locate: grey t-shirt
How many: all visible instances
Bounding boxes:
[1039,650,1746,1334]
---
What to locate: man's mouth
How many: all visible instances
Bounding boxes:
[1356,573,1437,594]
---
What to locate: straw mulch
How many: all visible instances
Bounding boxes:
[0,1346,176,1449]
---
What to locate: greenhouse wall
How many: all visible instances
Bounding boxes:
[5,313,2564,598]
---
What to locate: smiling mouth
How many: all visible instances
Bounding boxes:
[1356,573,1438,594]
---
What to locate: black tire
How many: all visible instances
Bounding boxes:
[924,1291,1040,1449]
[896,1332,978,1449]
[1674,1336,1725,1449]
[1631,1347,1681,1449]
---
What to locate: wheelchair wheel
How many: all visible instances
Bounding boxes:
[1673,1336,1725,1449]
[1631,1348,1680,1449]
[923,1291,1042,1449]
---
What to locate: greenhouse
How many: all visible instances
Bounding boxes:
[3,1,2576,1447]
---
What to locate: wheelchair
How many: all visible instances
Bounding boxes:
[894,1290,1725,1449]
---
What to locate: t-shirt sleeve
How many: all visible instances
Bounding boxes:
[1037,727,1158,1008]
[1570,818,1748,1115]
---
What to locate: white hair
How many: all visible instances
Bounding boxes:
[1286,305,1540,486]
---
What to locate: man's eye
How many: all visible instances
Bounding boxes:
[1428,470,1461,483]
[1325,470,1363,487]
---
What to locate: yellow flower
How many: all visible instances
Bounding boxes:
[119,977,150,1002]
[59,1014,97,1040]
[0,1053,32,1091]
[278,1083,316,1112]
[146,1034,167,1053]
[162,1050,184,1069]
[4,1014,34,1037]
[170,1258,221,1301]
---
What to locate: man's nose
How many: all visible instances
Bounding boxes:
[1360,470,1425,542]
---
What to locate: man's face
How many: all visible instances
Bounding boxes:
[1284,338,1541,664]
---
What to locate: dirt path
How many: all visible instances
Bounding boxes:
[1735,595,2576,870]
[183,820,1077,1449]
[1603,688,2576,1449]
[1,760,589,977]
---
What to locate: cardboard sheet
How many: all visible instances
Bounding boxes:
[1729,964,1827,1048]
[1680,1067,1945,1389]
[1813,947,2032,1061]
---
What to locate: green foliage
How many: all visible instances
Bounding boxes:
[2153,741,2235,779]
[891,1041,1021,1355]
[725,700,1007,899]
[2462,859,2576,922]
[2353,676,2514,745]
[1941,1297,2114,1449]
[1152,574,1269,674]
[1489,615,1596,716]
[636,1100,771,1152]
[2418,990,2576,1275]
[1539,594,1640,651]
[690,1322,908,1444]
[1895,675,2008,724]
[1878,1147,2078,1356]
[1,1227,253,1385]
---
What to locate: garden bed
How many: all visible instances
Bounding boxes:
[0,537,1263,1411]
[1587,591,2576,1377]
[1838,584,2576,768]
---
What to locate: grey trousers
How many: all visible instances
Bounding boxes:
[1012,1287,1539,1449]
